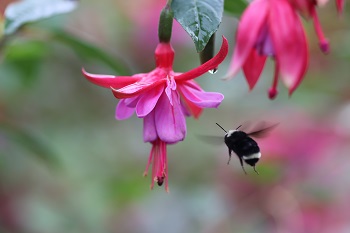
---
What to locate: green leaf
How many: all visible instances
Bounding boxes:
[171,0,224,52]
[0,18,4,38]
[224,0,248,16]
[51,30,130,75]
[0,121,61,169]
[1,40,49,86]
[4,0,78,35]
[106,176,148,205]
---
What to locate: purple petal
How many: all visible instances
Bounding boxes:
[179,82,224,108]
[255,25,275,56]
[180,100,191,117]
[136,85,163,117]
[124,96,140,108]
[155,91,186,143]
[143,110,157,142]
[165,77,177,105]
[115,99,135,120]
[177,81,203,118]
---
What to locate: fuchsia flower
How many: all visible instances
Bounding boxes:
[288,0,330,53]
[83,37,228,191]
[225,0,308,99]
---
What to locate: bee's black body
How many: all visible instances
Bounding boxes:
[213,122,278,174]
[224,130,261,173]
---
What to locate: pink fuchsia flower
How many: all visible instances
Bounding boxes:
[257,113,344,185]
[225,0,309,99]
[288,0,330,53]
[83,37,228,190]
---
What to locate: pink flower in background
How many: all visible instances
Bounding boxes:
[0,0,15,15]
[83,37,228,190]
[288,0,330,53]
[215,111,350,233]
[335,0,345,14]
[258,113,342,181]
[297,203,336,233]
[225,0,308,99]
[116,0,188,46]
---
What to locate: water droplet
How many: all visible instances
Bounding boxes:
[208,68,218,74]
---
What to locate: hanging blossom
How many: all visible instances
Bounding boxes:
[288,0,330,53]
[83,37,228,191]
[225,0,308,99]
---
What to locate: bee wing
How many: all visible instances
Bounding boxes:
[236,120,253,132]
[196,135,224,145]
[247,122,279,138]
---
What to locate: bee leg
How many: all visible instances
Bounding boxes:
[253,166,259,175]
[227,149,232,165]
[239,157,247,174]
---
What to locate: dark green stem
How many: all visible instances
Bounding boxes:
[199,33,216,64]
[158,4,174,43]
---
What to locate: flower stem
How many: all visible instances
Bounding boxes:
[311,7,329,54]
[200,33,216,65]
[158,4,174,43]
[268,62,279,99]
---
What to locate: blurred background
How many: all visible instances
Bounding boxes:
[1,0,350,232]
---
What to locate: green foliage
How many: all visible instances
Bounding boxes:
[4,0,78,35]
[0,31,130,88]
[224,0,248,16]
[171,0,224,52]
[106,175,149,205]
[51,30,130,75]
[1,39,49,86]
[0,121,60,169]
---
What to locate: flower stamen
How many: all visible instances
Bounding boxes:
[268,62,279,99]
[144,139,169,191]
[311,7,329,54]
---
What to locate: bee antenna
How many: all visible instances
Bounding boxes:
[236,125,242,130]
[216,123,227,133]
